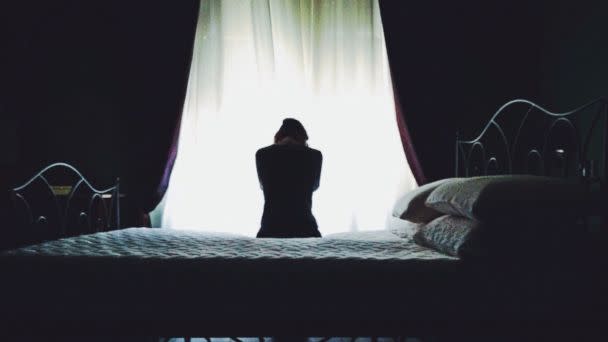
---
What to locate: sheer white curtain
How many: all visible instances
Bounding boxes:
[154,0,416,236]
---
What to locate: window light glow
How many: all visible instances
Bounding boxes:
[153,0,417,236]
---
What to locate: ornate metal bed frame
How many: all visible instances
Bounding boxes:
[8,162,120,246]
[455,98,608,180]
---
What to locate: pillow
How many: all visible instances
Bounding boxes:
[392,178,459,223]
[386,215,423,238]
[424,175,588,222]
[413,214,576,259]
[413,215,485,257]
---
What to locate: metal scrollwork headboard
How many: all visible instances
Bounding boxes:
[8,162,120,247]
[455,98,608,180]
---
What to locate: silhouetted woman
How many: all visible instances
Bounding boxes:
[256,118,322,238]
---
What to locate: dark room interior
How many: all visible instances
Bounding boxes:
[1,0,608,340]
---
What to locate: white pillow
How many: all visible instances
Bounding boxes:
[386,216,423,238]
[392,178,459,223]
[424,175,588,222]
[413,215,483,257]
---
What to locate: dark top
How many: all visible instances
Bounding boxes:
[256,143,322,238]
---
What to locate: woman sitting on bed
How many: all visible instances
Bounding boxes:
[255,118,323,238]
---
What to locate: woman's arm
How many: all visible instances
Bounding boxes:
[313,150,322,191]
[256,150,265,190]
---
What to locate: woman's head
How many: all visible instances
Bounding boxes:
[274,118,308,145]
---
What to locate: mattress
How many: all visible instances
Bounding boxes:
[0,228,591,336]
[2,227,452,261]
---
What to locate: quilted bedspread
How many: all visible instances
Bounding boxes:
[2,227,455,261]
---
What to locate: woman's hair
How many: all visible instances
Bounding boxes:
[274,118,309,144]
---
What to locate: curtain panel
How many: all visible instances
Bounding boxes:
[136,1,201,225]
[378,0,427,185]
[155,0,417,234]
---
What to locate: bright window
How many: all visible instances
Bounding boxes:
[153,0,416,236]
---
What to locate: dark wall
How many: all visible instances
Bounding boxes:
[381,0,542,181]
[538,0,608,109]
[2,1,198,224]
[382,0,608,181]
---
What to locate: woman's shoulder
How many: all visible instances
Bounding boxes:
[257,145,274,153]
[257,144,321,157]
[309,148,321,159]
[307,146,322,156]
[297,145,322,158]
[255,145,274,161]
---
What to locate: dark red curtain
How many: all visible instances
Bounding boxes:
[122,1,200,226]
[378,1,544,183]
[143,115,182,214]
[392,78,427,185]
[136,3,200,223]
[379,2,427,185]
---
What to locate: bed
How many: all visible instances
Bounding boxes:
[1,98,607,339]
[2,227,600,337]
